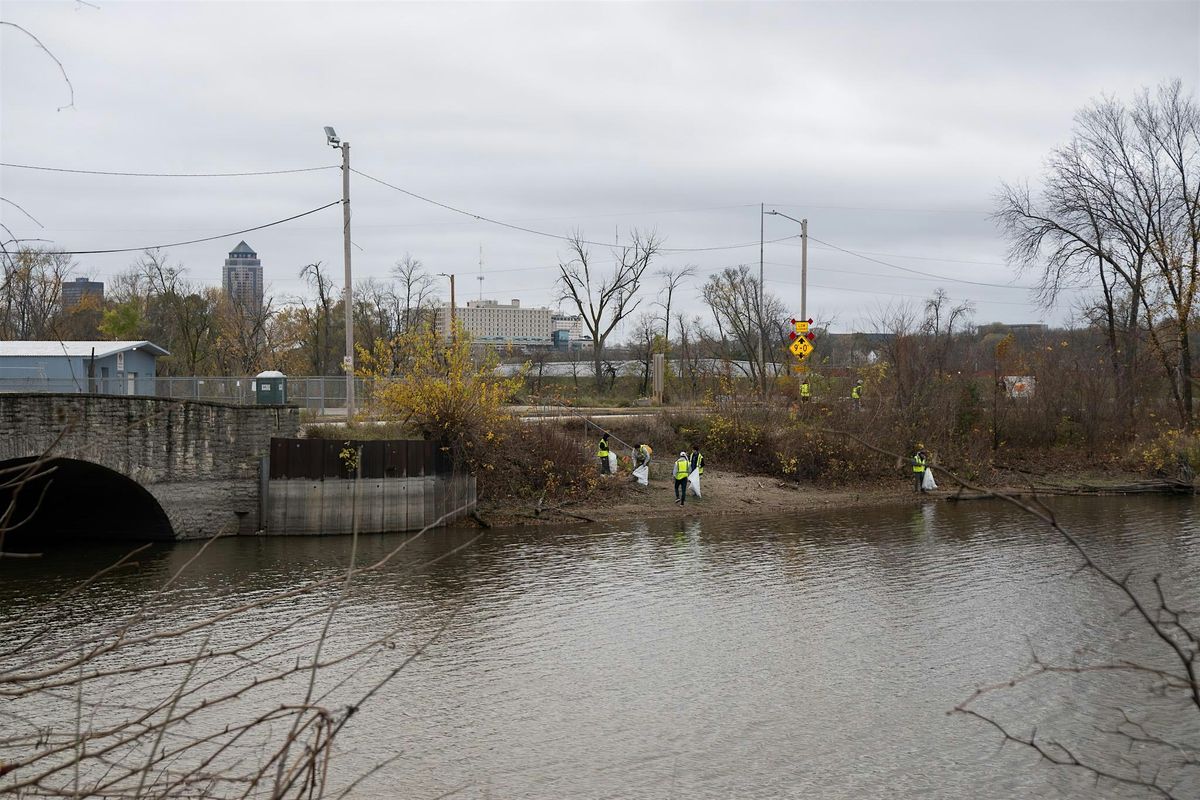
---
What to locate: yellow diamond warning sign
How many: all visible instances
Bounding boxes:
[789,338,814,359]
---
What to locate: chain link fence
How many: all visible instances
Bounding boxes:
[0,376,369,416]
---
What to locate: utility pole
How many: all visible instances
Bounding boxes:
[323,130,355,419]
[801,217,808,321]
[765,209,810,396]
[342,141,355,418]
[758,203,765,396]
[438,272,457,340]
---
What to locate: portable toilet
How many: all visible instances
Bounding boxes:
[254,370,287,405]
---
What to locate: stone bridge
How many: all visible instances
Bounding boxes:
[0,394,299,545]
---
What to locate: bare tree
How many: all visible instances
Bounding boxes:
[354,277,397,347]
[996,80,1199,428]
[0,248,73,340]
[392,253,436,335]
[138,250,217,376]
[954,495,1199,799]
[674,311,704,401]
[701,265,785,397]
[298,262,340,376]
[213,292,277,374]
[557,230,662,391]
[923,288,974,376]
[628,311,659,398]
[654,265,696,355]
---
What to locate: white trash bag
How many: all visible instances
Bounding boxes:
[688,469,702,498]
[922,467,937,491]
[608,451,618,473]
[632,465,649,486]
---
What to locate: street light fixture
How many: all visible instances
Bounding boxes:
[766,210,809,321]
[324,125,354,418]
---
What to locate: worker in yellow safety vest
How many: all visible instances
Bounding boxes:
[597,433,610,474]
[851,379,864,411]
[637,443,653,467]
[674,451,691,506]
[800,380,811,402]
[912,447,928,493]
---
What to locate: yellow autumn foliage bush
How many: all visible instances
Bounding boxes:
[357,324,525,472]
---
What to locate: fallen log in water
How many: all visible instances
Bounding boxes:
[947,479,1196,502]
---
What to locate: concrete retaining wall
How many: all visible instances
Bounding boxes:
[266,473,476,535]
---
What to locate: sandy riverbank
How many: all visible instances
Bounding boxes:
[472,466,1165,529]
[475,470,953,529]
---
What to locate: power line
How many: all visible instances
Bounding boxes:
[765,200,990,216]
[763,259,1033,289]
[806,235,1039,290]
[785,240,1009,267]
[0,162,339,178]
[34,200,343,255]
[350,167,798,252]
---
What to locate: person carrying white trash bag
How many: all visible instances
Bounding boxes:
[688,444,704,498]
[912,446,936,493]
[631,443,653,486]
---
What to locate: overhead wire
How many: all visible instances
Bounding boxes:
[3,158,1056,311]
[34,200,342,255]
[804,234,1040,290]
[350,167,799,253]
[787,240,1009,267]
[0,162,340,178]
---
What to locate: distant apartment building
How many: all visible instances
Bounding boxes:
[436,299,554,343]
[61,277,104,310]
[222,240,264,310]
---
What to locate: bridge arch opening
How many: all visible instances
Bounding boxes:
[0,457,174,548]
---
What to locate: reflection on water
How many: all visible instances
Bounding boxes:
[2,496,1198,799]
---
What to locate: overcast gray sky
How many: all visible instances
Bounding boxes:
[2,0,1197,334]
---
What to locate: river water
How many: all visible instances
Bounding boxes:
[3,496,1198,799]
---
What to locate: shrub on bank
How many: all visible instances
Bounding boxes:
[1136,426,1200,480]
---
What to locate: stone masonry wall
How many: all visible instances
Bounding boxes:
[0,394,300,539]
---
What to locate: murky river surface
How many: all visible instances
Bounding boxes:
[3,496,1198,799]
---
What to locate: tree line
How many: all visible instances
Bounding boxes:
[0,248,441,377]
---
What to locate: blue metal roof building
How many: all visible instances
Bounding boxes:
[0,341,169,395]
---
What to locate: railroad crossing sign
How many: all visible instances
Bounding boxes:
[789,337,814,359]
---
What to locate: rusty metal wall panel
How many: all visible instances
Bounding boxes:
[384,441,405,477]
[269,438,290,478]
[407,440,425,477]
[268,438,446,481]
[361,441,384,478]
[323,440,343,479]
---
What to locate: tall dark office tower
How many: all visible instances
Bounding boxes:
[222,241,264,310]
[61,277,105,309]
